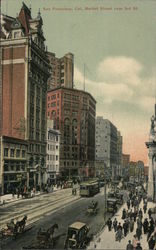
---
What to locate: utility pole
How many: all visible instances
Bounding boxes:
[104,162,107,223]
[84,63,85,92]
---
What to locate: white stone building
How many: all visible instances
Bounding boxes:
[146,104,156,202]
[46,120,60,184]
[95,117,122,180]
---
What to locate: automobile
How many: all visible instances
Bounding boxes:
[115,193,124,205]
[64,222,90,249]
[107,198,117,214]
[107,191,116,198]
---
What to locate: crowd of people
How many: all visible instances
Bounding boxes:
[106,186,156,250]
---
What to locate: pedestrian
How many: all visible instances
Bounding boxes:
[138,208,143,220]
[126,240,133,250]
[132,235,138,250]
[148,208,152,219]
[136,226,142,241]
[117,222,122,231]
[116,227,123,242]
[32,187,36,197]
[136,242,142,250]
[137,217,142,229]
[126,218,130,233]
[148,235,155,250]
[143,218,149,234]
[143,202,147,214]
[123,220,128,237]
[130,218,134,232]
[127,199,130,210]
[122,208,126,220]
[17,187,20,198]
[113,218,118,232]
[129,209,133,219]
[147,220,155,241]
[107,218,112,231]
[133,210,137,222]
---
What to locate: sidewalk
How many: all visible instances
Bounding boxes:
[0,186,62,206]
[88,200,156,250]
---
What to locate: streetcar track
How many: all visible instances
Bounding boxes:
[0,195,80,227]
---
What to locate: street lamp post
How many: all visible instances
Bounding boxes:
[103,162,107,223]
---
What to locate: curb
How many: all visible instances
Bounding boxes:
[0,188,64,207]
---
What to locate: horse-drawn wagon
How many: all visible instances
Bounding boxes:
[22,223,58,249]
[87,200,98,215]
[0,215,32,241]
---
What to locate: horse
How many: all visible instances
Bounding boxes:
[37,223,58,243]
[47,223,58,240]
[15,215,27,233]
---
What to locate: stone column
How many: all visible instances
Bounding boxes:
[148,149,154,201]
[26,170,29,189]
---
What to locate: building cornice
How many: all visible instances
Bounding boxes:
[47,86,96,103]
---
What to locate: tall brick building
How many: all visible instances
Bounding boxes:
[47,87,96,179]
[47,52,74,90]
[0,3,50,193]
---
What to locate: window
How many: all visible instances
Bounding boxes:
[56,155,58,161]
[16,164,20,171]
[21,164,25,171]
[51,95,56,100]
[10,149,15,158]
[4,148,8,157]
[10,164,14,171]
[4,162,9,171]
[22,150,25,158]
[56,145,58,150]
[14,31,20,38]
[51,102,56,107]
[16,149,20,158]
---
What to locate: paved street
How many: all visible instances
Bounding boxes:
[0,187,112,249]
[0,188,80,228]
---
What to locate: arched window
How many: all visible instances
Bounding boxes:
[64,118,70,144]
[72,119,78,144]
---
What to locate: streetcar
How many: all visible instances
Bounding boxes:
[80,180,99,197]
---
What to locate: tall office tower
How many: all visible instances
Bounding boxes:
[0,3,50,193]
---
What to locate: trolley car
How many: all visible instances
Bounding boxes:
[80,180,99,197]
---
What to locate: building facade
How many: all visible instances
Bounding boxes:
[47,52,74,90]
[0,3,50,193]
[47,87,96,179]
[122,154,130,167]
[122,153,130,178]
[95,117,119,180]
[146,104,156,202]
[0,136,28,193]
[46,119,60,184]
[117,131,123,177]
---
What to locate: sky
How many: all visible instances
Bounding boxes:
[2,0,156,165]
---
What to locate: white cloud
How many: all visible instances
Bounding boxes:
[74,66,133,104]
[138,96,155,112]
[98,56,142,86]
[74,56,156,111]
